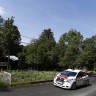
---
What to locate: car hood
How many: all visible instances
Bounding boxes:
[56,75,75,80]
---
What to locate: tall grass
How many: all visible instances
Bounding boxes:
[9,70,57,84]
[0,78,8,88]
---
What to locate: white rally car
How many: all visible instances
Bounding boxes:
[54,69,89,89]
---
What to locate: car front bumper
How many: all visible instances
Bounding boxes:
[54,81,73,89]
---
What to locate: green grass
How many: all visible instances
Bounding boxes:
[8,70,57,84]
[0,78,8,88]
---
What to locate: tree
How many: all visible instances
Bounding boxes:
[0,16,4,27]
[2,17,21,55]
[25,28,57,70]
[58,29,83,69]
[75,35,96,70]
[37,28,56,70]
[0,16,4,57]
[0,17,21,69]
[18,52,26,69]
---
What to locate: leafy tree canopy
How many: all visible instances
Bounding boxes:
[0,16,21,55]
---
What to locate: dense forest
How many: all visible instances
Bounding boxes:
[0,16,96,71]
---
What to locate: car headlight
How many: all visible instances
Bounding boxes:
[66,79,73,83]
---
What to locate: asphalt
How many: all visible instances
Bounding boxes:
[0,76,96,96]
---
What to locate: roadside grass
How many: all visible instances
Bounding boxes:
[8,70,57,85]
[0,78,8,88]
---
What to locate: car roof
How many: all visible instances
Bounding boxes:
[65,69,82,73]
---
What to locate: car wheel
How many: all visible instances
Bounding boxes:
[71,82,76,90]
[85,80,89,86]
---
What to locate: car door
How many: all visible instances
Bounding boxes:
[76,72,84,86]
[81,72,87,83]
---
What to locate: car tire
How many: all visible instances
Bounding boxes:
[85,80,89,86]
[71,82,76,90]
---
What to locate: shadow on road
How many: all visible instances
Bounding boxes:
[0,88,12,92]
[75,84,92,90]
[54,84,92,91]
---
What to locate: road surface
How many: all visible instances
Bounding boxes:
[0,77,96,96]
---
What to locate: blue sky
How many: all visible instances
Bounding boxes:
[0,0,96,45]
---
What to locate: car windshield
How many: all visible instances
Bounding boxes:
[61,71,77,77]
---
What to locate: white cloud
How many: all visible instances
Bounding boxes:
[0,6,5,16]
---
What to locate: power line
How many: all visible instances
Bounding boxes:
[21,42,29,44]
[21,34,35,45]
[21,35,33,40]
[20,35,31,45]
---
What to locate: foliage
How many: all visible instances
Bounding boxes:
[75,35,96,70]
[9,70,57,84]
[57,29,83,69]
[18,46,27,69]
[0,16,4,56]
[0,77,8,88]
[0,17,21,56]
[25,28,57,70]
[18,29,96,71]
[0,15,96,71]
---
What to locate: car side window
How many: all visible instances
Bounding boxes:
[77,72,85,78]
[81,72,86,77]
[77,72,82,78]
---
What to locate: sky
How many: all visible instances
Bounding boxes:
[0,0,96,45]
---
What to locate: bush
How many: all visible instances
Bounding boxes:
[10,70,57,84]
[94,65,96,71]
[0,78,8,88]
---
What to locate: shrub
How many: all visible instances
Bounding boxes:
[10,70,57,84]
[0,78,8,88]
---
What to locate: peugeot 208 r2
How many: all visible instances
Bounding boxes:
[53,69,89,89]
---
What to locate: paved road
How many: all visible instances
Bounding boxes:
[0,77,96,96]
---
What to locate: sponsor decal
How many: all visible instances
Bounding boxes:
[57,75,68,80]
